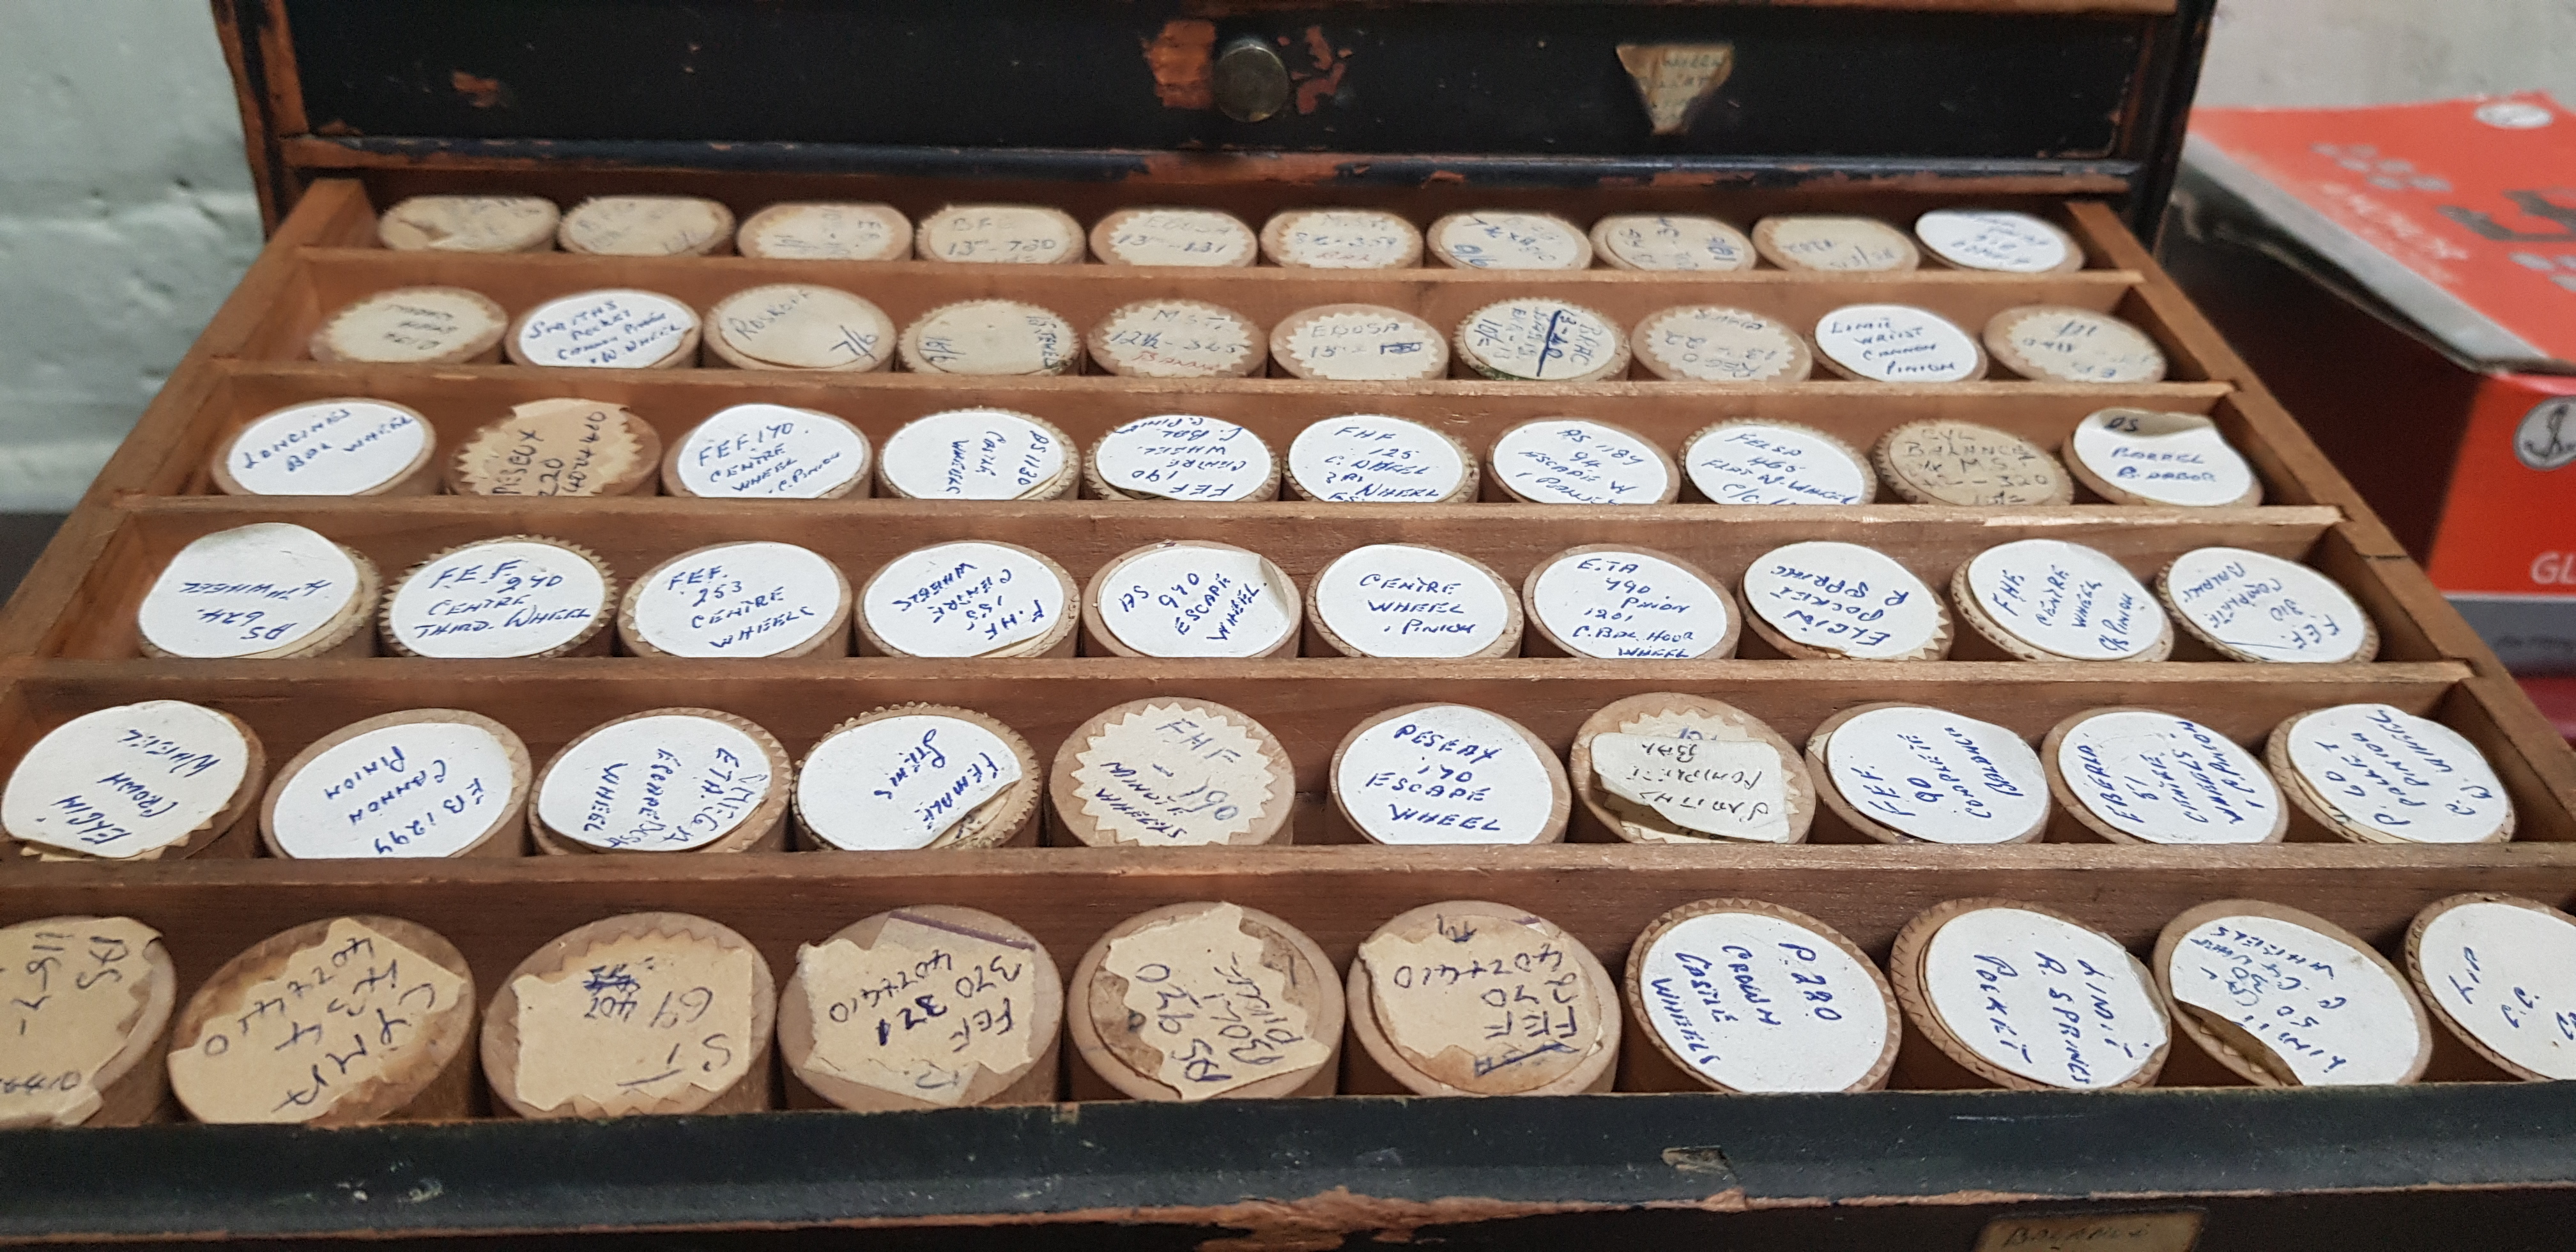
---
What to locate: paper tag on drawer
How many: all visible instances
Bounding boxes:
[1973,1211,2202,1252]
[1360,910,1605,1094]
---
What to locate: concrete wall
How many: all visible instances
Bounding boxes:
[0,2,2564,510]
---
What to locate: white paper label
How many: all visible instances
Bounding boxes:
[743,204,901,260]
[3,701,249,859]
[137,523,358,659]
[1436,213,1586,269]
[2163,547,2368,663]
[1316,544,1510,659]
[1459,300,1621,380]
[2055,712,2279,844]
[1092,414,1273,501]
[2286,704,2511,844]
[1685,423,1870,505]
[1914,210,2071,273]
[537,715,771,852]
[1590,733,1789,842]
[862,542,1064,659]
[270,721,514,859]
[1998,310,2165,383]
[1280,311,1443,380]
[712,286,889,369]
[512,289,695,368]
[632,542,840,658]
[2418,902,2576,1078]
[1073,703,1276,846]
[1530,549,1729,659]
[1823,706,2048,844]
[1923,907,2166,1088]
[1966,540,2162,660]
[1635,307,1804,381]
[880,410,1067,499]
[905,303,1077,374]
[388,539,606,659]
[1093,302,1254,377]
[1101,210,1252,266]
[226,401,429,496]
[1272,210,1416,268]
[2069,410,2255,507]
[1742,541,1940,659]
[1336,706,1555,844]
[673,403,870,499]
[1594,215,1751,271]
[1814,305,1981,383]
[1638,912,1889,1092]
[1095,546,1296,658]
[1491,420,1670,505]
[1288,415,1467,502]
[798,715,1023,851]
[2169,914,2422,1085]
[922,206,1075,263]
[1764,217,1913,271]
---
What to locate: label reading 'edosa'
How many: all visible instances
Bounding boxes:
[1073,704,1276,846]
[1360,913,1604,1092]
[2417,902,2576,1078]
[1280,312,1442,380]
[1315,545,1509,658]
[1096,546,1296,659]
[1638,912,1890,1092]
[538,715,770,852]
[1093,415,1273,501]
[1966,540,2161,660]
[1923,908,2166,1088]
[1491,420,1669,505]
[0,917,160,1126]
[1460,300,1621,380]
[1100,905,1333,1099]
[2069,409,2255,507]
[1337,706,1554,844]
[1436,213,1586,269]
[1824,706,2047,844]
[2287,704,2511,843]
[634,542,839,657]
[227,401,428,495]
[1685,424,1869,505]
[1590,733,1790,842]
[880,411,1066,500]
[2164,547,2367,662]
[799,716,1024,851]
[3,701,249,859]
[1529,550,1729,659]
[2170,914,2422,1085]
[513,290,694,368]
[509,934,756,1114]
[138,523,359,659]
[863,542,1062,658]
[1742,541,1940,659]
[798,915,1041,1104]
[389,540,604,659]
[1815,305,1981,383]
[1288,416,1466,502]
[673,404,868,499]
[1914,209,2072,273]
[2056,712,2278,844]
[272,722,513,859]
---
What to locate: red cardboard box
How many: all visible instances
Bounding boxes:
[2175,94,2576,678]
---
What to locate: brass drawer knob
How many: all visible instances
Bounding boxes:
[1215,37,1291,123]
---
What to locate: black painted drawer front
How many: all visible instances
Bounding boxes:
[286,0,2142,159]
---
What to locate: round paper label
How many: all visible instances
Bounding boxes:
[1093,414,1273,501]
[1997,309,2165,383]
[1436,213,1586,269]
[1589,733,1790,843]
[1966,540,2162,660]
[1271,210,1416,268]
[1100,210,1253,266]
[632,542,841,657]
[880,410,1067,499]
[673,403,869,499]
[712,286,890,370]
[1071,703,1277,846]
[1742,541,1940,660]
[2069,410,2255,507]
[1531,550,1729,659]
[2163,547,2368,663]
[1638,912,1890,1092]
[537,715,771,852]
[388,539,606,659]
[1823,706,2047,843]
[1360,913,1604,1094]
[1914,209,2071,273]
[742,204,902,260]
[2417,902,2576,1078]
[562,197,724,255]
[1491,420,1670,505]
[1685,424,1870,506]
[1336,706,1556,844]
[513,289,695,368]
[2286,704,2511,843]
[1876,421,2065,506]
[1635,307,1804,382]
[1762,218,1913,271]
[323,289,498,363]
[862,542,1064,658]
[1316,545,1510,658]
[798,715,1023,850]
[1459,300,1621,380]
[2055,712,2279,844]
[1922,907,2166,1088]
[271,722,515,859]
[1594,215,1751,271]
[2,701,250,859]
[226,401,428,496]
[1814,305,1981,383]
[2168,914,2423,1085]
[921,206,1075,263]
[138,523,359,659]
[1288,415,1468,503]
[1280,311,1443,380]
[905,303,1077,375]
[1094,546,1296,658]
[1093,302,1254,377]
[383,195,553,252]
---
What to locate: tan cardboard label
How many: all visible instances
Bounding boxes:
[457,399,644,496]
[510,933,757,1115]
[1360,912,1603,1094]
[1075,703,1276,846]
[799,915,1042,1106]
[167,919,466,1124]
[1100,905,1331,1100]
[0,917,160,1127]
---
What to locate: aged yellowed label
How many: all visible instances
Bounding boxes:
[167,919,466,1124]
[510,932,757,1115]
[1973,1210,2203,1252]
[1616,43,1734,135]
[1591,732,1790,844]
[0,917,160,1127]
[1360,910,1604,1094]
[1075,703,1276,846]
[799,915,1041,1106]
[457,399,645,496]
[1101,904,1331,1100]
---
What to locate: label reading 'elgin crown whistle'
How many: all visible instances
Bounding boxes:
[2,701,250,859]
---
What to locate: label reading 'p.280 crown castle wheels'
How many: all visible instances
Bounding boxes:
[1638,912,1890,1092]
